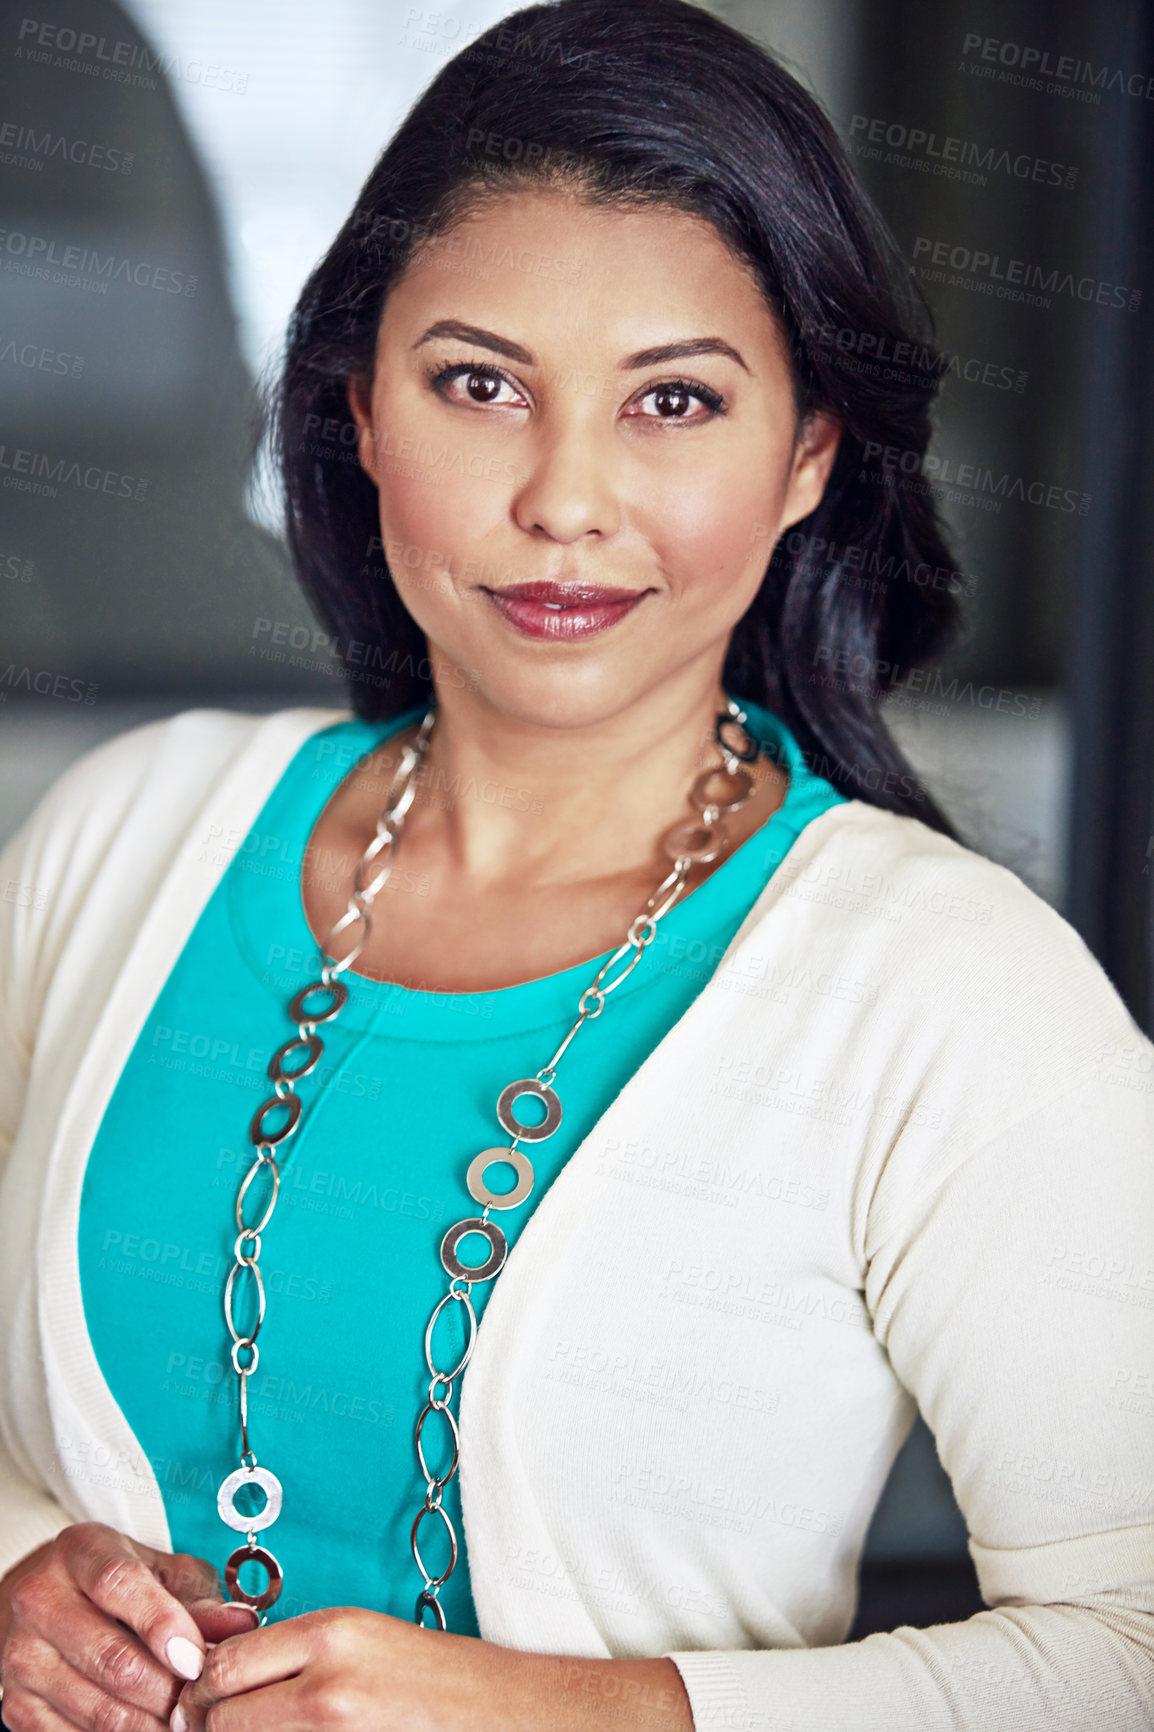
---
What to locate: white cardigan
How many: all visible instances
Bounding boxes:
[0,706,1151,1731]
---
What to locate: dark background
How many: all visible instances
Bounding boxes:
[2,0,1151,1641]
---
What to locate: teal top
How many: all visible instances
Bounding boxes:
[77,698,847,1632]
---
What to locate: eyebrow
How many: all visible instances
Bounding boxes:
[411,320,749,374]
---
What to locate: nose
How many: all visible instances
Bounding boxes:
[511,411,623,544]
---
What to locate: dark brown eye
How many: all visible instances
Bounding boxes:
[426,360,524,408]
[652,385,692,417]
[466,371,501,403]
[628,376,726,423]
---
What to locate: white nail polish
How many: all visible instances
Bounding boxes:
[166,1635,204,1681]
[171,1704,189,1732]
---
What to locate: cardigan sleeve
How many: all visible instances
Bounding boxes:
[0,707,341,1586]
[0,1451,73,1584]
[664,1060,1154,1730]
[0,814,81,1579]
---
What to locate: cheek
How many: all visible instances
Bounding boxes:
[373,468,519,645]
[376,468,448,563]
[369,380,515,562]
[640,456,785,600]
[375,463,512,575]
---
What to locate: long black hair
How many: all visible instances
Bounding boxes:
[274,0,965,835]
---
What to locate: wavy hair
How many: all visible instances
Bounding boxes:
[273,0,965,833]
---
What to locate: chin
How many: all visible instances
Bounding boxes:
[437,648,667,735]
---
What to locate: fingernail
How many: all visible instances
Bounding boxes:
[171,1706,189,1732]
[166,1635,204,1681]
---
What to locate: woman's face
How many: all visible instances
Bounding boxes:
[349,187,840,730]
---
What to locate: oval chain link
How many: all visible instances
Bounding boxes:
[216,698,762,1628]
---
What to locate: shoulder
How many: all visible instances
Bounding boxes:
[767,796,1145,1090]
[755,801,1152,1255]
[779,795,1098,978]
[21,703,348,824]
[6,703,349,862]
[0,705,348,1024]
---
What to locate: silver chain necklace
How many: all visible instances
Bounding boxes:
[214,695,763,1628]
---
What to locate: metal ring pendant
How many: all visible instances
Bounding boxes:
[715,711,759,762]
[440,1217,507,1282]
[495,1079,562,1142]
[225,1543,283,1612]
[466,1147,535,1210]
[217,1464,283,1533]
[662,819,728,865]
[689,765,753,816]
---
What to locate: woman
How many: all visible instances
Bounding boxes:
[0,1,1150,1728]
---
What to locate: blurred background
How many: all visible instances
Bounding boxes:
[2,0,1152,1637]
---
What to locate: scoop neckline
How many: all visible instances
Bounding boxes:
[226,695,844,1041]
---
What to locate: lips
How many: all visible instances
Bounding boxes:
[481,580,650,641]
[488,581,643,605]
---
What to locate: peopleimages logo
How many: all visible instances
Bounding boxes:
[911,237,1140,313]
[0,443,149,501]
[0,664,97,703]
[0,338,83,377]
[14,18,248,94]
[0,228,196,295]
[848,114,1077,190]
[815,324,1027,395]
[0,119,134,174]
[959,32,1154,103]
[859,439,1090,516]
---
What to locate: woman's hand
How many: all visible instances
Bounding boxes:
[173,1608,508,1732]
[0,1522,258,1732]
[174,1606,694,1732]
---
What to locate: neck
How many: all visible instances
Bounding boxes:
[395,662,742,891]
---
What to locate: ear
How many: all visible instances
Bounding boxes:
[778,411,842,533]
[347,374,378,485]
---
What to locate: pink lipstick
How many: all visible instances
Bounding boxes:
[481,580,650,641]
